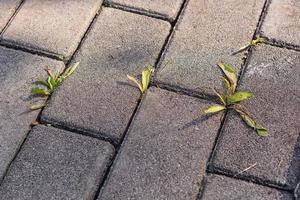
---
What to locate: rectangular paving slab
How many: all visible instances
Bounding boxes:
[201,175,293,200]
[261,0,300,46]
[97,87,222,200]
[0,46,64,181]
[0,0,22,33]
[41,8,170,145]
[1,0,102,60]
[155,0,265,95]
[105,0,184,21]
[210,45,300,190]
[0,125,115,200]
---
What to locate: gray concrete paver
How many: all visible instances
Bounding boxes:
[211,45,300,190]
[41,8,170,144]
[98,87,222,200]
[0,46,64,180]
[0,125,115,200]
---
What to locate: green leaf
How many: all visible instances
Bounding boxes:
[251,37,265,46]
[218,63,237,92]
[30,101,46,110]
[220,77,231,96]
[227,91,253,105]
[127,74,143,93]
[212,88,226,105]
[204,105,226,114]
[31,87,50,96]
[141,66,154,93]
[47,76,57,90]
[236,110,256,129]
[62,62,80,79]
[257,128,268,136]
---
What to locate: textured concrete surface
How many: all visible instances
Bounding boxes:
[262,0,300,45]
[1,0,102,59]
[155,0,265,95]
[0,125,115,200]
[0,46,64,180]
[0,0,22,32]
[201,175,293,200]
[41,8,170,144]
[106,0,184,21]
[211,45,300,190]
[98,87,222,200]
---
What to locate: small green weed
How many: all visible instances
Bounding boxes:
[204,63,268,136]
[232,37,265,55]
[127,66,154,95]
[30,62,80,110]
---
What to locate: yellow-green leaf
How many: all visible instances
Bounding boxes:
[220,77,231,96]
[61,62,80,79]
[251,37,265,46]
[142,66,154,93]
[30,101,46,110]
[204,105,226,114]
[218,63,237,92]
[257,128,268,136]
[227,91,253,105]
[31,87,50,96]
[127,74,143,93]
[237,110,256,129]
[212,88,226,105]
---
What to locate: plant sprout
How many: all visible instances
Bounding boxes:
[232,37,265,55]
[30,62,80,110]
[127,66,154,95]
[204,63,268,136]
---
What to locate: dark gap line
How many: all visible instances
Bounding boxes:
[92,94,145,200]
[200,0,274,198]
[0,127,31,186]
[0,0,25,36]
[64,5,103,66]
[93,0,190,199]
[104,1,171,22]
[207,167,295,192]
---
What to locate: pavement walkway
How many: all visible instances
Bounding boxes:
[0,0,299,199]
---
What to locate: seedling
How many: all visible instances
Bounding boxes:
[30,62,80,110]
[232,37,265,55]
[127,66,154,95]
[204,63,268,136]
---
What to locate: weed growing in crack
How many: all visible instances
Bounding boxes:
[204,63,268,136]
[232,37,266,55]
[127,66,154,95]
[30,62,80,110]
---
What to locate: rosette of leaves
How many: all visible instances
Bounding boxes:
[127,66,154,95]
[30,62,80,110]
[204,63,268,136]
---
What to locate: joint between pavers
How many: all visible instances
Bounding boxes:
[93,94,147,200]
[0,41,64,61]
[207,165,295,192]
[0,0,25,36]
[64,5,103,66]
[103,1,173,23]
[0,127,31,187]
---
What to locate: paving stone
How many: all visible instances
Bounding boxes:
[201,175,293,200]
[106,0,184,21]
[155,0,265,95]
[1,0,102,59]
[211,45,300,190]
[0,125,115,199]
[41,8,170,144]
[262,0,300,46]
[98,87,222,200]
[0,0,22,32]
[0,46,64,180]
